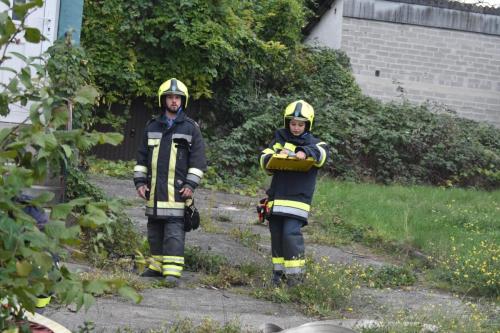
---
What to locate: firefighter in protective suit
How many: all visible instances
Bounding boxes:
[259,100,329,287]
[134,78,207,284]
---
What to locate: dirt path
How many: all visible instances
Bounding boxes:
[43,175,484,332]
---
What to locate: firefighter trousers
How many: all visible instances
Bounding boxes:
[269,216,305,277]
[147,217,185,277]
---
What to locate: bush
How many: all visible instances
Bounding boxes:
[208,48,500,189]
[0,2,139,327]
[65,167,142,266]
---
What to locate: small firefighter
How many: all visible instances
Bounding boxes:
[259,100,329,287]
[12,194,56,312]
[134,78,207,284]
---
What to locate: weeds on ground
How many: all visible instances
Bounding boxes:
[229,228,261,250]
[79,206,143,268]
[199,264,258,289]
[163,317,250,333]
[77,321,96,333]
[429,237,500,298]
[138,318,251,333]
[200,213,223,233]
[361,265,417,289]
[216,214,232,222]
[184,246,228,275]
[200,194,224,233]
[79,268,152,292]
[358,301,499,333]
[307,209,411,257]
[102,318,253,333]
[185,246,264,288]
[254,257,358,317]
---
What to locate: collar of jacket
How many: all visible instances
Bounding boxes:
[156,109,187,125]
[280,128,311,145]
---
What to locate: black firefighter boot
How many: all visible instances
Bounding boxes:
[271,270,286,287]
[165,275,180,287]
[141,268,162,277]
[286,273,304,288]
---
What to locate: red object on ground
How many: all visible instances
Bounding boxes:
[29,322,54,333]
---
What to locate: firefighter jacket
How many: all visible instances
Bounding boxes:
[134,112,207,219]
[260,128,329,223]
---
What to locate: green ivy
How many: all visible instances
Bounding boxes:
[82,0,307,104]
[46,35,96,129]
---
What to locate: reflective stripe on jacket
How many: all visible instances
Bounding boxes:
[260,128,329,223]
[134,112,207,218]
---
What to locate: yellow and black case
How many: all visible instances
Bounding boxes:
[266,154,315,172]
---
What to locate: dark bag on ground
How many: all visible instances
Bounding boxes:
[184,198,200,232]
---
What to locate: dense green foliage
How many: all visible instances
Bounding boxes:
[211,49,500,188]
[82,0,309,103]
[65,168,142,267]
[0,1,139,328]
[46,35,97,129]
[81,0,500,188]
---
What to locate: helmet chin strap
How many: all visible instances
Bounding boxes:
[166,106,183,114]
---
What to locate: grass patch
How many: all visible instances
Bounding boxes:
[253,257,358,317]
[311,179,500,298]
[200,194,224,233]
[216,214,232,222]
[201,166,267,196]
[78,268,152,292]
[112,317,253,333]
[184,246,265,288]
[361,265,417,289]
[184,246,228,275]
[229,227,262,250]
[87,157,135,179]
[358,301,499,333]
[199,264,261,289]
[200,213,224,233]
[428,239,499,297]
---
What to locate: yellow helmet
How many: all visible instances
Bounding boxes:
[158,78,189,109]
[283,100,315,131]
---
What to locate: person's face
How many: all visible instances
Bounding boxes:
[165,94,182,113]
[289,119,306,136]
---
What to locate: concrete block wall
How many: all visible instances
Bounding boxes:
[341,17,500,126]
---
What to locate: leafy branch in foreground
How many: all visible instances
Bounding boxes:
[0,1,138,329]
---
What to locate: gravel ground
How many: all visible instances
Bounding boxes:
[41,174,493,332]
